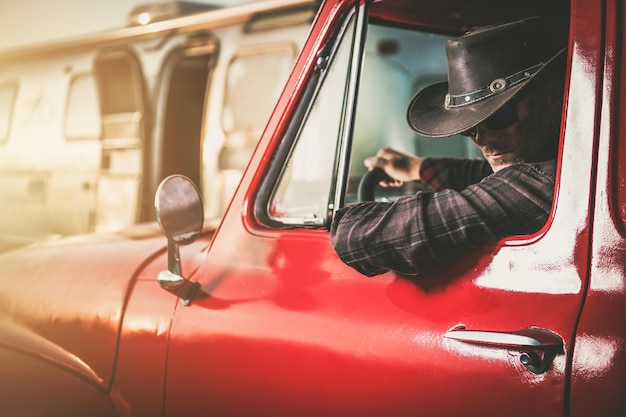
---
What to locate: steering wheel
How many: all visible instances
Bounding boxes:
[357,168,394,201]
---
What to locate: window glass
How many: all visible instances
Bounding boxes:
[65,74,101,140]
[223,45,295,134]
[95,57,140,114]
[268,16,356,224]
[0,82,18,143]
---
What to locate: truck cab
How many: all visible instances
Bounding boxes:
[1,0,625,416]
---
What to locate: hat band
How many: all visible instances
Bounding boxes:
[444,63,543,109]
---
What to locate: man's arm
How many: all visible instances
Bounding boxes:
[419,158,493,191]
[331,160,556,276]
[363,147,492,191]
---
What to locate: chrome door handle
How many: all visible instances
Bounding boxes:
[445,326,563,374]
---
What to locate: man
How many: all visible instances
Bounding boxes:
[330,17,566,276]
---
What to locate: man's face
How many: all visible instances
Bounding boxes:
[468,90,560,172]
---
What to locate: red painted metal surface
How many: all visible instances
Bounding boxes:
[1,0,624,416]
[569,0,626,415]
[0,344,117,417]
[0,224,168,389]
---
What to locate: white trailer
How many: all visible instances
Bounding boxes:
[0,0,317,249]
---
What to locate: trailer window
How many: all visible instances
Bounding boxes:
[65,74,101,140]
[222,44,296,134]
[0,82,18,143]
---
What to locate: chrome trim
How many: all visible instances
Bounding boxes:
[0,0,318,62]
[330,0,370,221]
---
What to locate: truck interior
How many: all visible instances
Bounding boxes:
[262,0,569,227]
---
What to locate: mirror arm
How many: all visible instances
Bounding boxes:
[168,240,183,277]
[157,240,200,306]
[158,240,185,289]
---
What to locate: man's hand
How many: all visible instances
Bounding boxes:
[364,147,423,187]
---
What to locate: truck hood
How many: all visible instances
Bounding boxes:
[0,221,213,390]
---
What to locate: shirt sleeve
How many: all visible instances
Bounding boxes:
[419,157,493,191]
[330,160,556,276]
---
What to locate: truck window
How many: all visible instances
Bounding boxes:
[266,15,356,225]
[64,74,101,140]
[263,15,480,227]
[0,82,18,143]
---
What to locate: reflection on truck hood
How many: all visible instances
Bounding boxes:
[0,220,212,390]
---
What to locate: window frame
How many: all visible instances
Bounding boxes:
[0,81,19,144]
[253,3,367,229]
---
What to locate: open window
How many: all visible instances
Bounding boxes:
[256,0,568,232]
[258,5,480,228]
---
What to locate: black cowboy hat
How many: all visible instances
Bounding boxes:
[407,17,566,138]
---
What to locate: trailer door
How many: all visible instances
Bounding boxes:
[92,49,149,233]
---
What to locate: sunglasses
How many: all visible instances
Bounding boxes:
[460,101,519,137]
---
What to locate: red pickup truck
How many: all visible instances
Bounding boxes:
[1,0,624,416]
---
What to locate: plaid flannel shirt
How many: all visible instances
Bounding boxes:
[331,158,556,276]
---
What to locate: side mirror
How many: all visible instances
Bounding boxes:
[155,175,204,291]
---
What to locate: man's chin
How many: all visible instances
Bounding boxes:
[488,156,523,172]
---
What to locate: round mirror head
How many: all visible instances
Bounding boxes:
[155,175,204,245]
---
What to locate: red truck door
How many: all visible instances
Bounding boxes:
[163,0,600,416]
[570,0,626,415]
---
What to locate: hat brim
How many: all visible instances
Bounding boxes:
[406,48,567,138]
